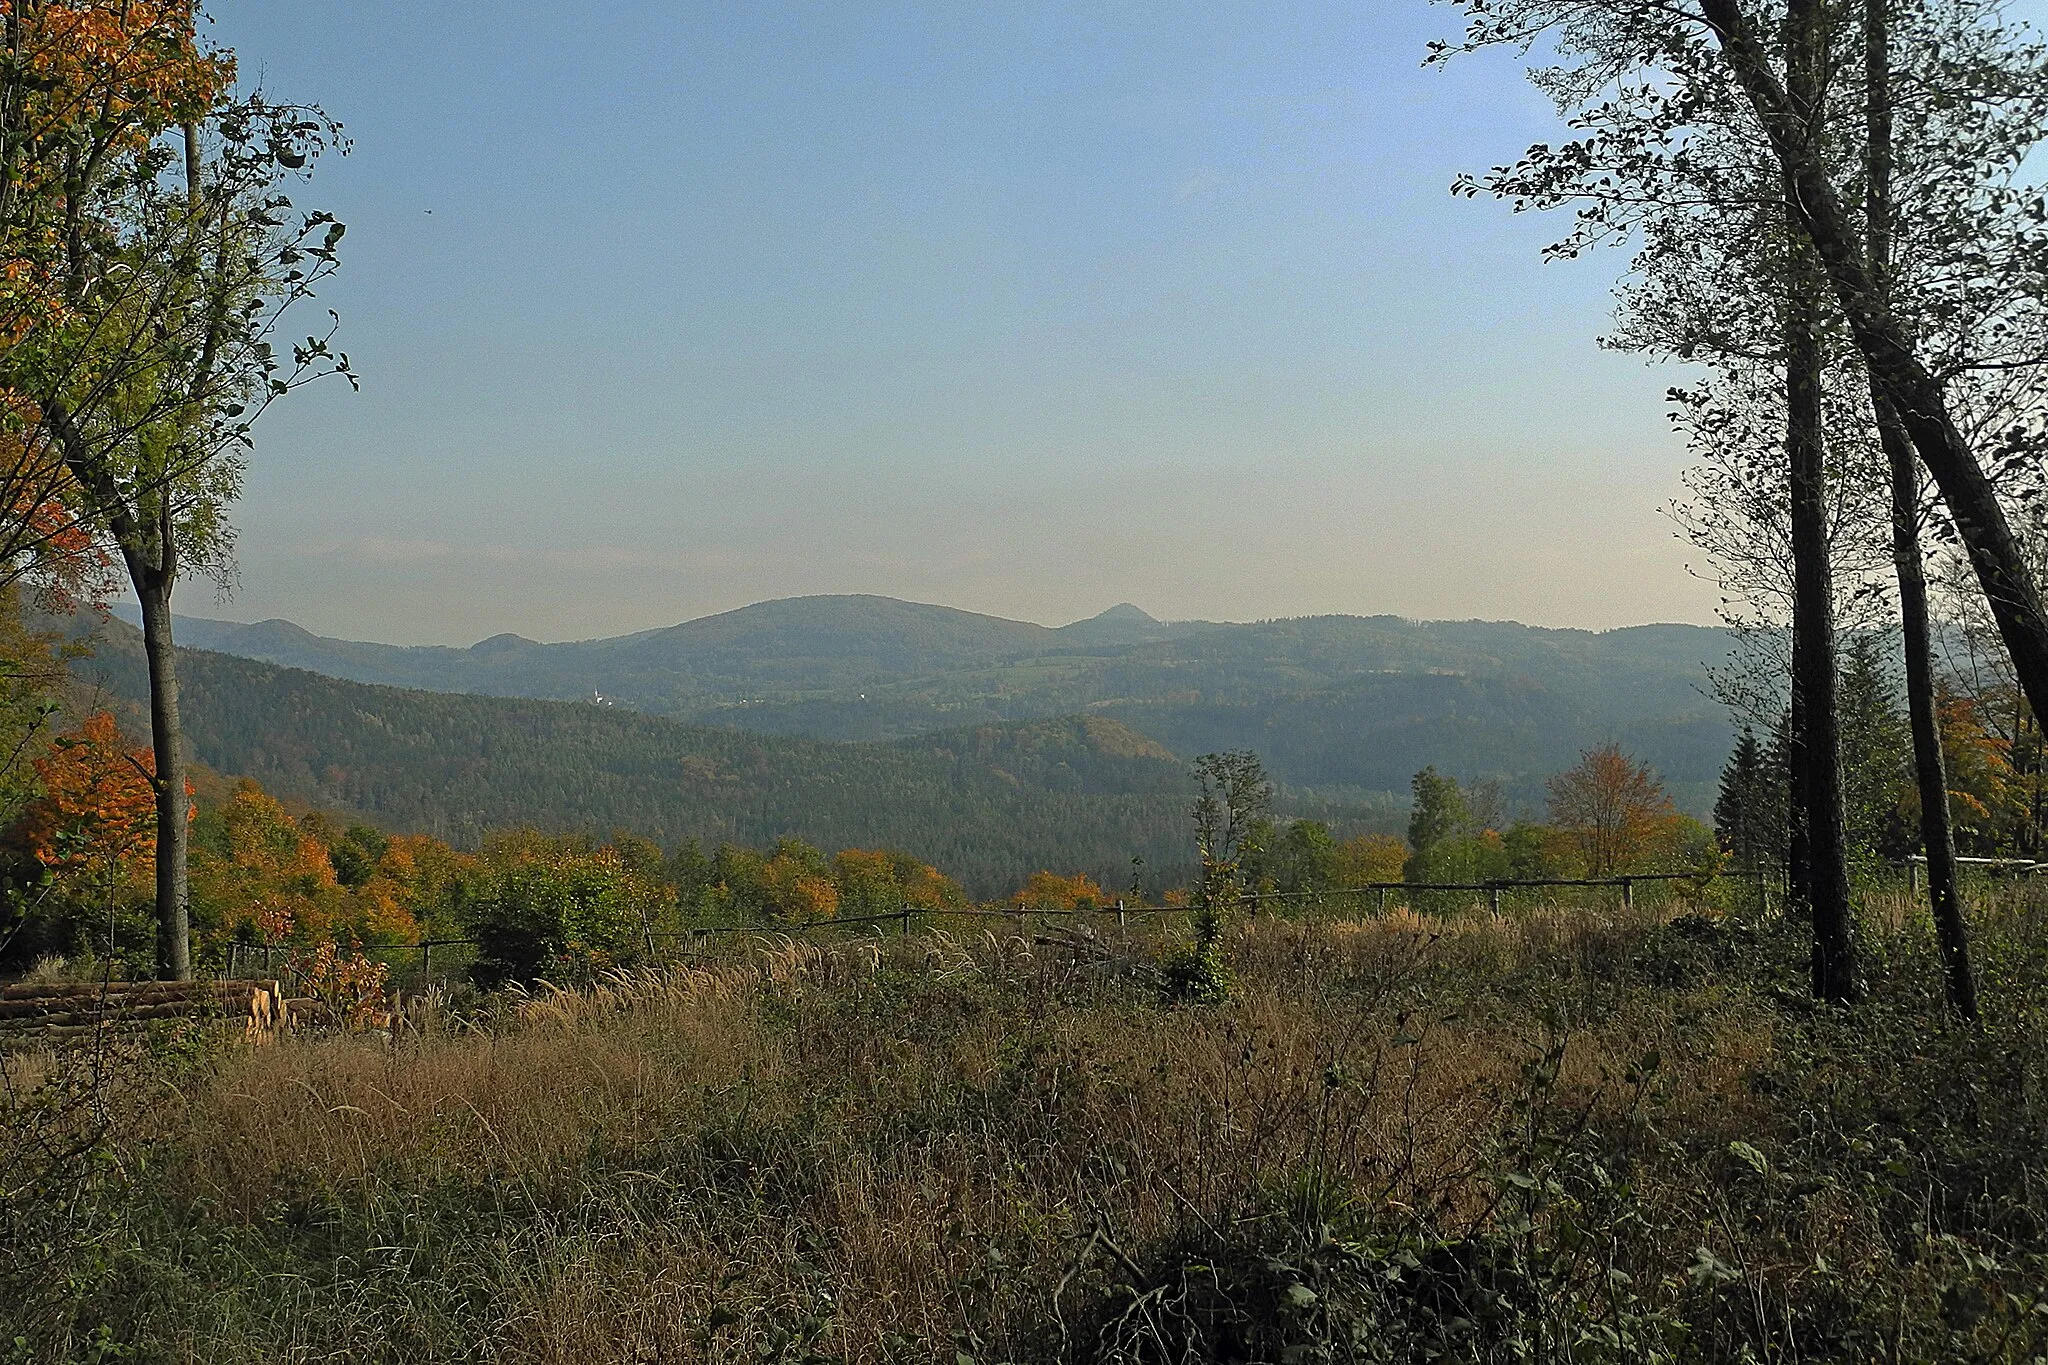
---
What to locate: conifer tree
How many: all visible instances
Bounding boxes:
[1715,729,1778,869]
[1837,633,1912,865]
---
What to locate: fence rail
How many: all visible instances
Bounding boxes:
[1901,854,2047,893]
[220,864,1775,984]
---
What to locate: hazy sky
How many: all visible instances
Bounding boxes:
[193,1,1718,645]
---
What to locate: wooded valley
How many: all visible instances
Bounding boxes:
[7,0,2048,1361]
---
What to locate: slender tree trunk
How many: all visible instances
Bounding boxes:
[132,562,190,981]
[1785,0,1854,1003]
[1788,289,1854,999]
[2023,716,2039,855]
[1885,417,1976,1015]
[1865,0,1974,1019]
[42,397,191,979]
[1787,686,1811,913]
[1701,0,2048,732]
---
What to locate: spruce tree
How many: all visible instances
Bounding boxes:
[1715,729,1776,868]
[1838,634,1912,866]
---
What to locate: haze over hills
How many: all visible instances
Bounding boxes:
[122,595,1738,813]
[68,613,1284,897]
[137,596,1207,700]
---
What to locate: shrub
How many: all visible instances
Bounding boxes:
[465,839,674,985]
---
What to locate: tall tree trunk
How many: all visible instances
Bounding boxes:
[134,566,190,981]
[1865,0,1975,1019]
[1787,686,1811,912]
[1786,0,1854,1003]
[1788,284,1854,999]
[1701,0,2048,732]
[1884,415,1976,1016]
[41,397,192,980]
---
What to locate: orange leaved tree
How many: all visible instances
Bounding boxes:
[19,711,159,883]
[1545,743,1681,878]
[833,848,966,918]
[9,711,187,964]
[1012,870,1105,912]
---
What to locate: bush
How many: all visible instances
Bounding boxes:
[464,839,674,985]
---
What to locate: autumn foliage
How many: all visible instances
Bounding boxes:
[692,839,966,926]
[760,849,840,924]
[18,711,165,886]
[1546,742,1684,877]
[198,782,421,949]
[0,2,234,604]
[1333,833,1406,887]
[832,847,965,916]
[0,0,229,310]
[1012,869,1106,911]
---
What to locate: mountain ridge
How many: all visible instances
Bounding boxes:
[126,595,1715,656]
[109,594,1736,813]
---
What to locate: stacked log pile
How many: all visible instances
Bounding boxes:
[0,979,284,1039]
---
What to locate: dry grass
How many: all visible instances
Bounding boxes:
[6,896,2047,1363]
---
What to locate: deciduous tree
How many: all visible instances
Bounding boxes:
[1546,743,1682,876]
[1435,0,2048,732]
[1012,869,1104,912]
[18,710,157,884]
[0,4,351,977]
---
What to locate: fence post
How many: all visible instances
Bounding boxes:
[1374,887,1386,920]
[1489,883,1501,918]
[1621,877,1634,912]
[1116,898,1127,930]
[900,902,911,936]
[227,943,238,979]
[421,941,432,982]
[1909,859,1920,898]
[263,944,274,976]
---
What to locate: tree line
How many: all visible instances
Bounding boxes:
[1716,627,2048,863]
[1198,743,1714,907]
[0,705,1713,990]
[0,714,984,985]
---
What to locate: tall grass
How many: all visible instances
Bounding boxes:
[5,890,2046,1363]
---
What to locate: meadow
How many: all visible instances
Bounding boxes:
[5,884,2047,1364]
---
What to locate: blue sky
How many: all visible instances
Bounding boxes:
[196,1,1712,644]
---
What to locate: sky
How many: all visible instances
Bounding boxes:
[190,1,1720,645]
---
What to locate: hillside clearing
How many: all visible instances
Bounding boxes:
[6,892,2044,1363]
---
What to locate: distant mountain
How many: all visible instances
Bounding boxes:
[117,595,1737,813]
[74,613,1374,897]
[1055,602,1201,647]
[144,595,1097,701]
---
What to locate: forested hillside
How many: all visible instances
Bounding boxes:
[70,614,1405,896]
[137,596,1734,811]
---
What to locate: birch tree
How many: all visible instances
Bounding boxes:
[1436,0,2048,1005]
